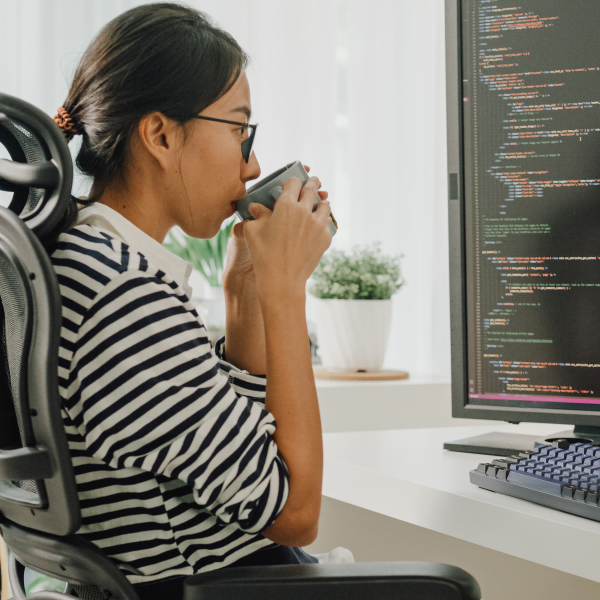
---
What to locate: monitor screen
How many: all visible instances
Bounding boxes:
[457,0,600,416]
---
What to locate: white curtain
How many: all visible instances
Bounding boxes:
[0,0,450,376]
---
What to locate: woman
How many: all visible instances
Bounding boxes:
[50,3,333,598]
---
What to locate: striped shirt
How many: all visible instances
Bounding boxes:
[51,203,289,584]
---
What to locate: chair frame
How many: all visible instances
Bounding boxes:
[0,92,73,241]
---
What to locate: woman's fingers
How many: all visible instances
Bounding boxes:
[279,177,304,204]
[298,177,321,209]
[314,198,332,222]
[248,202,273,220]
[318,190,328,200]
[232,221,245,238]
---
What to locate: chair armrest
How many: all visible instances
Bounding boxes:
[183,561,481,600]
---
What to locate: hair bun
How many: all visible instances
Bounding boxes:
[53,107,79,142]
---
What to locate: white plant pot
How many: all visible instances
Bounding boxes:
[315,299,392,372]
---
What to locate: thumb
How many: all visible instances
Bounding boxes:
[248,202,272,220]
[232,221,245,239]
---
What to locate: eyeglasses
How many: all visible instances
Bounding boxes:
[192,115,258,163]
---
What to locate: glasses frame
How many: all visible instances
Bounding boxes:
[192,115,258,163]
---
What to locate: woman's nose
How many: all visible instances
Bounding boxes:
[242,151,261,183]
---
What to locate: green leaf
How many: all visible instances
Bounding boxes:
[162,218,237,288]
[308,243,404,300]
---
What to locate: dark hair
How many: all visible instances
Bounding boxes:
[63,2,248,189]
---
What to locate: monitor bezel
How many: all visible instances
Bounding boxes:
[446,0,600,426]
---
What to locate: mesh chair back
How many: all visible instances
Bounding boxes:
[0,207,80,535]
[0,93,79,536]
[0,119,45,219]
[0,235,37,500]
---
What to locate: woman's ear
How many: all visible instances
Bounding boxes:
[137,112,181,171]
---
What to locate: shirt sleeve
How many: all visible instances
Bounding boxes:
[63,269,288,534]
[214,336,267,403]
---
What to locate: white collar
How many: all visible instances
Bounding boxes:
[76,203,194,298]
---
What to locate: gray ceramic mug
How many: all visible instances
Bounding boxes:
[235,160,337,236]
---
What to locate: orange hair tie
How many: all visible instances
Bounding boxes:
[53,107,79,142]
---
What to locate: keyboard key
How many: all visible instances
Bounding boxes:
[574,488,587,503]
[486,466,499,478]
[586,492,599,505]
[496,468,508,481]
[507,470,563,495]
[519,451,536,458]
[561,486,575,498]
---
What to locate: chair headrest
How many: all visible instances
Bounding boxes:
[0,92,73,242]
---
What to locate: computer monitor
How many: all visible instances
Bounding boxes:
[445,0,600,454]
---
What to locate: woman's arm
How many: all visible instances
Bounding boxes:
[259,288,322,546]
[242,176,332,547]
[222,228,267,374]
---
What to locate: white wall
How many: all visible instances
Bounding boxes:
[0,0,450,376]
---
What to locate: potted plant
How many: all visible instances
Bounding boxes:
[164,218,235,341]
[309,243,404,372]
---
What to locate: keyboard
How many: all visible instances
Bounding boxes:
[470,441,600,521]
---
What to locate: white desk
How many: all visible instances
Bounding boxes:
[307,423,600,600]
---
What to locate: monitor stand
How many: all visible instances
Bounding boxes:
[443,425,600,456]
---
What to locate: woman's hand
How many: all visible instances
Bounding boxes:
[222,164,327,289]
[242,176,332,303]
[221,220,268,374]
[221,167,329,375]
[222,220,254,285]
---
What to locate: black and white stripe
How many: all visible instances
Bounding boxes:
[51,226,288,583]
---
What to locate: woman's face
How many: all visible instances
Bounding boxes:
[174,71,261,238]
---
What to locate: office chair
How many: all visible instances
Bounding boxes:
[0,91,481,600]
